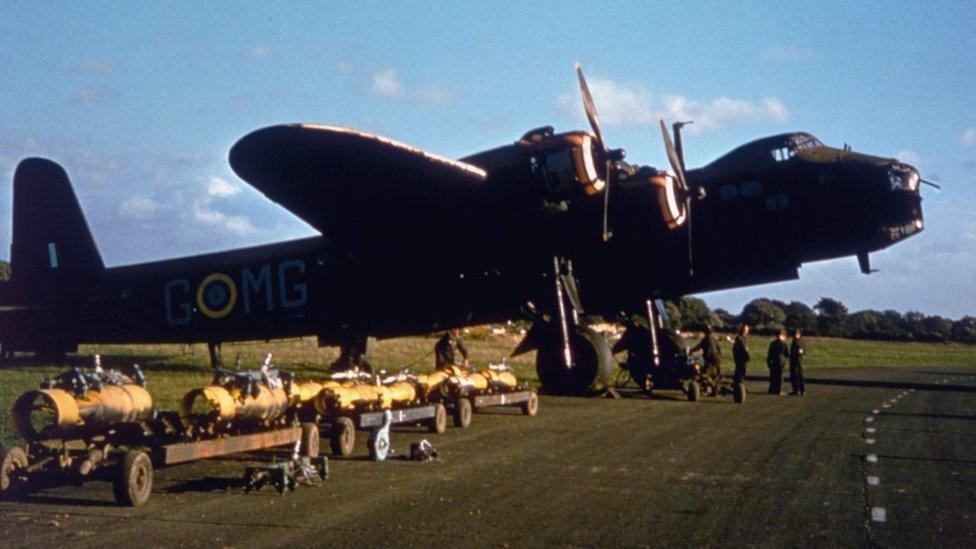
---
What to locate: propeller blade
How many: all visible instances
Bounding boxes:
[602,159,612,241]
[660,117,694,275]
[686,195,694,276]
[575,62,606,152]
[921,178,942,190]
[659,118,688,191]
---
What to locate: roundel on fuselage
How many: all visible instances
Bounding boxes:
[196,273,238,319]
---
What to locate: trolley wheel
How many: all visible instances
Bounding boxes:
[301,423,321,457]
[113,450,153,507]
[453,398,473,428]
[687,380,700,402]
[428,403,447,434]
[330,417,356,457]
[521,392,539,417]
[0,445,28,495]
[733,382,746,404]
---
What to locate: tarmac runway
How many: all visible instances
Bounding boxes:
[2,365,974,547]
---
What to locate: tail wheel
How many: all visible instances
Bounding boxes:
[687,380,700,402]
[330,417,356,457]
[300,423,321,457]
[521,392,539,416]
[113,450,153,507]
[453,399,472,428]
[428,403,447,434]
[0,445,28,495]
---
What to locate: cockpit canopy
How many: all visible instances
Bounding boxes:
[704,132,824,174]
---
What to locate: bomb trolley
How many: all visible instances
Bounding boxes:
[1,361,321,507]
[306,372,447,459]
[423,364,539,429]
[316,402,447,458]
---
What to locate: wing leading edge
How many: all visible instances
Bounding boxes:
[229,124,487,249]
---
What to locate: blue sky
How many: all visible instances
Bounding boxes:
[1,1,974,317]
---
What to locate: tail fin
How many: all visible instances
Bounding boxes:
[11,158,104,288]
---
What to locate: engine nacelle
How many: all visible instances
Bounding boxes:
[528,132,605,200]
[656,171,687,229]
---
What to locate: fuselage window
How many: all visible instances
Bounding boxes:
[740,180,762,197]
[720,184,739,200]
[765,193,791,211]
[771,147,795,162]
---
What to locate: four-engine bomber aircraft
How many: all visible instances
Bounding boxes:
[0,65,927,394]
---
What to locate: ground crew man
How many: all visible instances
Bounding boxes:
[732,324,750,385]
[766,330,789,395]
[789,329,806,395]
[435,327,469,368]
[691,325,722,395]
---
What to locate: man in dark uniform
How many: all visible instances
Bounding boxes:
[766,330,790,395]
[732,324,750,385]
[789,329,806,395]
[435,328,469,368]
[690,325,722,396]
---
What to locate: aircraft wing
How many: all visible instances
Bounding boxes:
[229,124,488,250]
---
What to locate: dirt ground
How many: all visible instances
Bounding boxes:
[2,365,974,547]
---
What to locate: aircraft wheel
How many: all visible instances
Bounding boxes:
[521,392,539,417]
[0,445,28,496]
[301,422,320,457]
[687,380,700,402]
[535,325,616,395]
[330,417,356,457]
[428,403,447,434]
[733,383,746,404]
[113,450,153,507]
[453,398,472,428]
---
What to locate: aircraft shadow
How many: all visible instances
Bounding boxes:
[872,411,976,421]
[795,377,976,393]
[852,453,976,465]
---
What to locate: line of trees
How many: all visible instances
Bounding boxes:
[663,296,976,344]
[0,260,8,281]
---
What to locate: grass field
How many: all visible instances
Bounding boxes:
[1,331,974,445]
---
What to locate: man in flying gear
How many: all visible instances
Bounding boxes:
[732,324,751,386]
[766,330,790,395]
[789,329,806,395]
[690,325,722,396]
[435,327,470,368]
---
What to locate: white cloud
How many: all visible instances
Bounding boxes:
[70,58,119,75]
[193,201,257,236]
[370,68,403,99]
[118,196,158,219]
[557,76,790,132]
[557,78,655,126]
[247,45,270,59]
[412,84,458,106]
[69,86,119,105]
[663,95,791,131]
[961,128,976,147]
[206,175,240,197]
[896,150,922,166]
[761,47,815,61]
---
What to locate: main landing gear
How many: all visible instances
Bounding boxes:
[513,257,615,396]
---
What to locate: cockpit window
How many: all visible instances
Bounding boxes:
[790,135,824,150]
[706,132,825,173]
[771,135,824,162]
